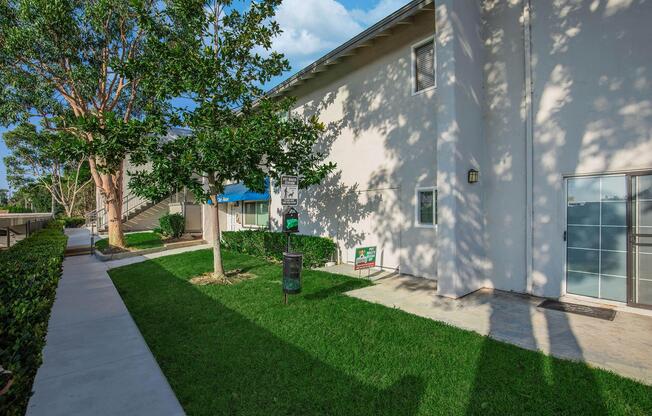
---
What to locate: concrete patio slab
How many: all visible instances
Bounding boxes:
[27,228,187,416]
[315,263,401,281]
[346,275,652,385]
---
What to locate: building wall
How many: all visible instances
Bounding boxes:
[482,0,652,298]
[434,0,490,298]
[269,10,438,277]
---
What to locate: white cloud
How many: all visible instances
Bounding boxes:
[272,0,406,70]
[350,0,406,25]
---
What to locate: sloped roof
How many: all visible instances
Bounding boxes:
[267,0,435,97]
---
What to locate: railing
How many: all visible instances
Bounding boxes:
[85,192,173,231]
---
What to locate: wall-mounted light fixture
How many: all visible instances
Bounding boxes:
[468,169,479,184]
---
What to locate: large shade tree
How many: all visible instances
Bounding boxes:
[129,0,335,279]
[3,123,92,217]
[0,0,170,247]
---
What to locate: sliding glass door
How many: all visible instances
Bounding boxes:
[566,175,628,302]
[628,173,652,308]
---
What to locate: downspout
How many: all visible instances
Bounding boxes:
[523,0,535,294]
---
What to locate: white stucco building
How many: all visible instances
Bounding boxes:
[121,0,652,310]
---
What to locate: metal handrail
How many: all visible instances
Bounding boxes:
[85,192,171,230]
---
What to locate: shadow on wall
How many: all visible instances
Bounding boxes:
[288,10,439,275]
[528,0,652,297]
[468,0,652,413]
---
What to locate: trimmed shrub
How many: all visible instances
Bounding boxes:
[159,213,185,239]
[61,216,85,228]
[0,221,67,415]
[0,206,32,214]
[222,230,336,268]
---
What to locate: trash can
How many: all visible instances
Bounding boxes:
[283,252,303,294]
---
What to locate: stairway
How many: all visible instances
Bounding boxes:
[123,198,175,232]
[88,191,186,233]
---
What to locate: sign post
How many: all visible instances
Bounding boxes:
[280,175,299,206]
[354,246,377,279]
[280,176,300,304]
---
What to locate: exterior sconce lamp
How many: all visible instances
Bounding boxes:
[468,169,479,184]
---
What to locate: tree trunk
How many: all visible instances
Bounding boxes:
[106,194,126,248]
[211,202,225,278]
[89,157,127,248]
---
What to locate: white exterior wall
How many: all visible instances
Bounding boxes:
[434,0,490,298]
[270,10,438,278]
[483,0,652,299]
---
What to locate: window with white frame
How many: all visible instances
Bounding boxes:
[413,38,435,93]
[416,187,437,227]
[243,201,269,227]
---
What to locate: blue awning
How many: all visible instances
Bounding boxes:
[215,178,270,203]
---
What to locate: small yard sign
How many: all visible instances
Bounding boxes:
[280,175,299,206]
[354,246,376,270]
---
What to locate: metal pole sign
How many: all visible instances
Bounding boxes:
[280,175,299,206]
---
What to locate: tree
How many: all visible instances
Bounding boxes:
[0,0,170,247]
[3,123,92,217]
[0,189,8,206]
[129,0,335,279]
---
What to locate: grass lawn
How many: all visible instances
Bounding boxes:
[109,250,652,416]
[95,231,163,252]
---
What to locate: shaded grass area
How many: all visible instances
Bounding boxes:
[109,250,652,416]
[95,231,163,252]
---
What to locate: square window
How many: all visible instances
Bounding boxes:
[417,188,436,226]
[414,39,435,93]
[243,201,269,227]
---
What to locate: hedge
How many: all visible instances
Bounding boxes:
[222,230,336,268]
[61,216,86,228]
[0,221,67,415]
[0,206,32,214]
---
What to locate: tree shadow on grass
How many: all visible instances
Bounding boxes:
[112,261,425,416]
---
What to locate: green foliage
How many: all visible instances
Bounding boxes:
[95,232,163,253]
[61,216,85,228]
[110,250,652,416]
[0,205,32,214]
[128,0,335,204]
[0,222,67,415]
[158,213,185,239]
[10,183,53,214]
[222,230,336,268]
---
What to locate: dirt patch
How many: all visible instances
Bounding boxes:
[189,269,257,286]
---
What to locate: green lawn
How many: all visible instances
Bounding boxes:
[109,250,652,416]
[95,231,163,252]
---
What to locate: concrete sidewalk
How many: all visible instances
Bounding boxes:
[27,229,187,416]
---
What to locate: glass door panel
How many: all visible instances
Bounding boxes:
[566,175,627,302]
[630,174,652,307]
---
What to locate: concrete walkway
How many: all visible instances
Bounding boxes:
[346,275,652,385]
[27,228,193,416]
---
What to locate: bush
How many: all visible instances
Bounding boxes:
[61,216,85,228]
[0,221,67,415]
[222,230,337,268]
[159,213,185,239]
[0,206,32,214]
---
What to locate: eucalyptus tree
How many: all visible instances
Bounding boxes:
[129,0,335,279]
[0,0,170,247]
[3,123,92,217]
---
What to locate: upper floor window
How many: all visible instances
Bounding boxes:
[413,38,435,94]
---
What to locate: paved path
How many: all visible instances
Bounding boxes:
[27,228,194,416]
[347,276,652,385]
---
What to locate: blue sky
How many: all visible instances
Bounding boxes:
[0,0,406,191]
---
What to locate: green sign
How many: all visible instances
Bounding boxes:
[354,246,376,270]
